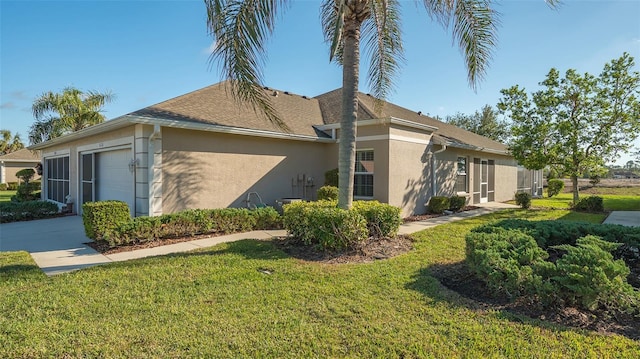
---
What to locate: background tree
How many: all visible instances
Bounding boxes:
[445,105,509,143]
[29,87,114,145]
[0,130,25,155]
[204,0,520,209]
[499,53,640,204]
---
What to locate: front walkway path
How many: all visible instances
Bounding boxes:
[603,211,640,227]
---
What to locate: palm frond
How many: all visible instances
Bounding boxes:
[363,0,404,108]
[205,0,290,131]
[320,0,346,63]
[422,0,499,89]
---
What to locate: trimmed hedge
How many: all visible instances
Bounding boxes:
[427,196,449,214]
[101,207,283,247]
[572,196,604,213]
[352,200,402,238]
[317,185,339,201]
[283,201,367,251]
[449,195,467,212]
[0,200,59,223]
[466,221,640,313]
[324,168,339,187]
[514,192,531,209]
[82,201,132,241]
[547,179,564,197]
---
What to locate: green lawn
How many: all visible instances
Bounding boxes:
[0,190,16,202]
[1,209,636,358]
[530,193,640,211]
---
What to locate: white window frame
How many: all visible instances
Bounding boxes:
[354,149,374,199]
[456,156,468,194]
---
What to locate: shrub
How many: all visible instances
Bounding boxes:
[589,175,601,186]
[0,200,59,223]
[6,182,18,190]
[283,201,367,251]
[352,200,402,238]
[251,207,282,230]
[0,183,7,191]
[547,179,564,197]
[82,201,131,241]
[466,229,552,299]
[208,208,257,234]
[107,216,163,246]
[427,196,449,214]
[324,168,339,187]
[13,182,40,202]
[158,209,213,238]
[572,196,604,212]
[317,185,339,201]
[553,236,638,313]
[448,195,467,212]
[514,192,531,209]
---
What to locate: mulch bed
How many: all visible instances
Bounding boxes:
[429,261,640,340]
[86,232,228,255]
[403,206,481,222]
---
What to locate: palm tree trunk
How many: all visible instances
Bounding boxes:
[337,17,361,210]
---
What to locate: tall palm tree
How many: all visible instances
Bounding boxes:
[205,0,557,209]
[0,129,25,155]
[29,87,114,145]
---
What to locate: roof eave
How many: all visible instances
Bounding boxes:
[318,117,438,132]
[28,116,135,150]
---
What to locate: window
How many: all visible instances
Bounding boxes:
[46,156,70,203]
[354,150,374,197]
[456,156,467,193]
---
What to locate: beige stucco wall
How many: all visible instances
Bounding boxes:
[387,138,432,216]
[39,125,137,214]
[161,128,333,213]
[1,162,41,183]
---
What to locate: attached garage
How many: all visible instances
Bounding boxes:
[80,147,135,215]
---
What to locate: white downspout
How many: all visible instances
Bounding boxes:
[148,125,161,216]
[431,144,447,197]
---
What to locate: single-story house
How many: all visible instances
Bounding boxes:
[0,148,41,184]
[30,82,542,217]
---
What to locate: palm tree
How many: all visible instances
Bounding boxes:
[205,0,557,209]
[0,129,25,155]
[29,87,114,145]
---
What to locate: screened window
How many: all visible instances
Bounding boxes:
[456,156,468,193]
[46,156,70,203]
[354,150,374,197]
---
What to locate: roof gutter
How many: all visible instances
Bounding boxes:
[317,117,438,133]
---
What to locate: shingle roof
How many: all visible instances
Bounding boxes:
[314,88,508,152]
[129,81,326,137]
[0,148,41,162]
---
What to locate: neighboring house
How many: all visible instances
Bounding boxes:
[0,148,41,184]
[613,171,639,179]
[30,82,541,217]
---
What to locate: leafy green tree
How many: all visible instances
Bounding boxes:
[499,53,640,204]
[204,0,519,209]
[445,105,509,143]
[29,87,114,145]
[0,130,25,155]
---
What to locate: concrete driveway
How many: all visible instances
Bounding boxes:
[0,215,111,275]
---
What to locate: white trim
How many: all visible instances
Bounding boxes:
[318,117,438,132]
[42,149,71,158]
[77,137,134,153]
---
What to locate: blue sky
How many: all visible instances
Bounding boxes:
[1,0,639,165]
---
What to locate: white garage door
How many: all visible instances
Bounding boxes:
[96,148,134,214]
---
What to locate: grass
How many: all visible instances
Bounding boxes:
[1,209,637,357]
[530,193,640,211]
[0,190,16,202]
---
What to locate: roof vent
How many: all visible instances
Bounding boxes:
[284,91,290,95]
[263,86,270,90]
[272,90,279,97]
[417,111,422,116]
[366,93,371,96]
[302,95,307,99]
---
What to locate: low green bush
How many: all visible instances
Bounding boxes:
[6,182,18,190]
[552,236,638,312]
[427,196,449,214]
[208,208,257,234]
[467,221,640,314]
[352,200,402,238]
[12,182,40,202]
[514,192,531,209]
[317,185,339,201]
[0,183,7,191]
[547,179,564,197]
[448,195,467,212]
[82,201,131,241]
[107,216,163,246]
[572,196,604,212]
[283,201,367,251]
[324,168,339,187]
[0,200,59,223]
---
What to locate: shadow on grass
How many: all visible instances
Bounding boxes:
[0,263,46,283]
[406,262,640,341]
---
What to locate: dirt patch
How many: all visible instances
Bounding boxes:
[430,261,640,340]
[404,206,481,222]
[272,235,414,264]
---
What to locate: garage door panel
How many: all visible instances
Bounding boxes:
[96,149,134,214]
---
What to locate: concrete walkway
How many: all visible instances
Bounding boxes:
[2,202,636,276]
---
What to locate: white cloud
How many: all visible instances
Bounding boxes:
[0,102,16,109]
[202,41,217,55]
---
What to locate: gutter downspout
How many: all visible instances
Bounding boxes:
[431,144,447,197]
[148,125,161,216]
